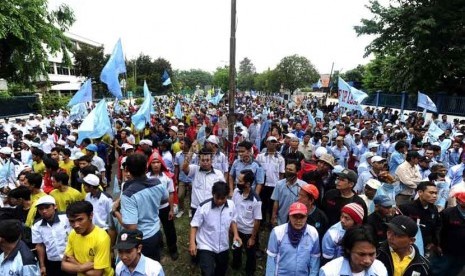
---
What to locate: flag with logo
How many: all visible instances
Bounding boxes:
[417,91,437,112]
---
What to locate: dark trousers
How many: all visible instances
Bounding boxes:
[261,186,274,224]
[141,230,162,261]
[198,249,229,276]
[46,259,75,276]
[159,206,178,254]
[232,232,257,276]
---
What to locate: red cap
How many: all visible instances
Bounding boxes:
[301,184,319,200]
[456,192,465,203]
[289,202,308,216]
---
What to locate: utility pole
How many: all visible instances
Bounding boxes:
[227,0,237,145]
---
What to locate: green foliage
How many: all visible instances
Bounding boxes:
[73,44,106,80]
[355,0,465,93]
[362,55,398,93]
[274,55,319,93]
[254,69,279,93]
[134,98,144,105]
[6,82,36,96]
[0,0,75,86]
[237,57,256,91]
[341,65,365,83]
[40,93,71,113]
[126,54,173,94]
[212,66,229,92]
[174,69,212,91]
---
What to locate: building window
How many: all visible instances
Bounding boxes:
[69,67,76,76]
[48,64,56,74]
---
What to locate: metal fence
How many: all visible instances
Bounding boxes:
[0,96,38,117]
[362,92,465,116]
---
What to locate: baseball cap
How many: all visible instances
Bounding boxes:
[266,136,278,142]
[206,135,219,145]
[288,202,307,216]
[455,192,465,202]
[368,142,379,149]
[67,136,76,142]
[314,147,328,158]
[169,126,178,133]
[385,215,418,237]
[336,136,344,141]
[71,152,85,161]
[55,140,66,146]
[371,156,386,163]
[121,143,134,151]
[301,184,319,200]
[35,195,56,207]
[139,139,153,147]
[341,203,364,225]
[85,144,98,152]
[366,179,381,190]
[113,229,143,250]
[336,169,358,183]
[0,147,12,155]
[82,174,100,187]
[284,133,297,139]
[373,195,395,208]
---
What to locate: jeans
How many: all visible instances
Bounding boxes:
[198,249,229,276]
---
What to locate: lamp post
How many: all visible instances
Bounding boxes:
[227,0,237,145]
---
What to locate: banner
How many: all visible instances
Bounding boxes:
[338,77,368,111]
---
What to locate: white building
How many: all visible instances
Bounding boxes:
[39,32,102,92]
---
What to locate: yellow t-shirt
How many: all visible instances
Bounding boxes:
[172,141,182,154]
[32,161,46,176]
[65,226,114,276]
[59,160,75,176]
[391,248,414,276]
[26,191,46,227]
[50,187,84,212]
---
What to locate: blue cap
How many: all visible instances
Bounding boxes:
[373,195,395,207]
[86,144,98,152]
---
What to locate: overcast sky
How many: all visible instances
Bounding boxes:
[48,0,379,74]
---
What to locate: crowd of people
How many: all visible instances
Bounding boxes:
[0,93,464,275]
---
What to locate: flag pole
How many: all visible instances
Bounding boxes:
[227,0,237,145]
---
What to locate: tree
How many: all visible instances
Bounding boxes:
[341,65,365,83]
[174,69,212,91]
[73,44,106,81]
[355,0,465,93]
[274,55,319,93]
[254,69,280,93]
[237,57,256,91]
[0,1,75,86]
[213,66,229,92]
[126,54,173,94]
[362,54,398,93]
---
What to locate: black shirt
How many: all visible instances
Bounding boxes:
[399,199,440,247]
[322,189,368,226]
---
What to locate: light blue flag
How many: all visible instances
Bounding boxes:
[316,108,324,120]
[209,92,224,105]
[113,98,122,114]
[427,121,444,141]
[174,100,184,119]
[417,91,437,112]
[162,70,171,86]
[69,103,88,121]
[307,110,316,128]
[338,77,368,111]
[77,99,113,144]
[317,79,322,89]
[131,81,154,131]
[197,124,206,145]
[68,79,92,107]
[100,39,126,99]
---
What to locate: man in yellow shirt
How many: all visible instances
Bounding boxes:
[49,172,83,212]
[59,148,75,176]
[23,172,46,227]
[32,148,46,176]
[376,215,430,275]
[62,201,114,276]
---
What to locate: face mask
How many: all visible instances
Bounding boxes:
[236,184,246,192]
[285,172,297,180]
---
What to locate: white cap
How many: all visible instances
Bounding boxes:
[55,140,66,146]
[29,113,34,117]
[266,136,278,142]
[368,142,379,149]
[206,135,219,145]
[20,140,31,147]
[366,179,381,190]
[170,126,178,133]
[178,122,185,126]
[285,133,297,139]
[315,147,328,158]
[36,195,56,206]
[67,136,76,142]
[70,151,85,160]
[83,174,100,186]
[371,156,386,162]
[139,139,153,146]
[0,147,12,155]
[121,143,134,151]
[31,142,40,148]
